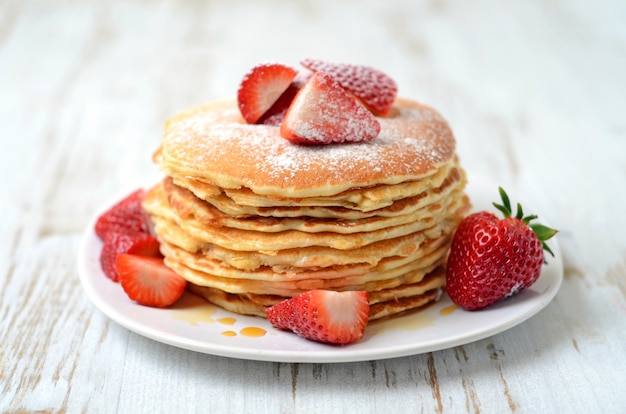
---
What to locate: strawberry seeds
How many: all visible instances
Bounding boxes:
[236,59,398,145]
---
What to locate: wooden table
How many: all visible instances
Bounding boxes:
[2,0,625,412]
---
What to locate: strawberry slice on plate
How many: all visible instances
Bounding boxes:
[300,58,398,116]
[266,290,370,345]
[280,71,380,145]
[116,254,187,308]
[100,232,161,281]
[237,63,298,124]
[95,189,150,240]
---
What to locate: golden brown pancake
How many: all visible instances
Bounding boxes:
[154,97,457,197]
[144,97,470,320]
[185,269,446,320]
[143,181,466,251]
[171,159,463,219]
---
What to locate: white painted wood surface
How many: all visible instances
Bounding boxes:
[1,0,625,412]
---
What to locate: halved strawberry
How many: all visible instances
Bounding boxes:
[237,63,298,124]
[116,254,187,308]
[95,189,150,240]
[280,71,381,145]
[266,290,370,345]
[300,59,398,116]
[258,70,313,126]
[100,232,161,281]
[126,236,162,257]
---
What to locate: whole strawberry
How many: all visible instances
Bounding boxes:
[446,187,557,310]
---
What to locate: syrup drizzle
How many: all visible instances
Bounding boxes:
[439,304,458,316]
[173,294,455,341]
[172,293,266,338]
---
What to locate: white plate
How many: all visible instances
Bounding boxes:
[78,174,563,363]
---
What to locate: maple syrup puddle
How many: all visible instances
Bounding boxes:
[439,304,459,316]
[217,317,236,325]
[171,293,219,326]
[368,312,436,335]
[221,327,267,338]
[240,327,267,337]
[173,293,267,338]
[365,300,459,335]
[173,293,459,340]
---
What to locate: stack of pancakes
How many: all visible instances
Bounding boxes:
[142,97,470,320]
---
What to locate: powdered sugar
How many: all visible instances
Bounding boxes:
[160,98,456,196]
[281,71,380,144]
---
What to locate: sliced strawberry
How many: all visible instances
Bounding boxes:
[100,232,161,282]
[95,189,150,240]
[127,236,162,257]
[237,63,298,124]
[116,254,187,308]
[266,290,370,345]
[258,70,313,126]
[280,71,381,145]
[300,59,398,116]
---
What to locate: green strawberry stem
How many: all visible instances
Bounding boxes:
[492,187,558,257]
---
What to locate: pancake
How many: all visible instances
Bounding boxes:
[145,97,470,320]
[160,236,449,284]
[154,97,456,197]
[172,160,463,218]
[186,268,446,320]
[143,182,466,251]
[149,214,435,269]
[164,177,466,235]
[172,154,459,212]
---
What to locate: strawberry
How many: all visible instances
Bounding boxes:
[266,290,369,345]
[300,58,398,116]
[126,235,162,257]
[116,254,187,307]
[280,71,381,145]
[237,63,298,124]
[100,232,161,281]
[445,187,558,310]
[258,70,313,126]
[95,189,150,240]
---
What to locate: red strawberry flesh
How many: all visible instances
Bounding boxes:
[266,290,370,345]
[258,70,313,126]
[237,63,297,124]
[100,232,161,282]
[280,71,380,145]
[117,254,187,308]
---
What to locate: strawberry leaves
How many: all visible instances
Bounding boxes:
[492,187,558,257]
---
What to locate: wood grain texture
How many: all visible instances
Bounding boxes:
[1,0,625,412]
